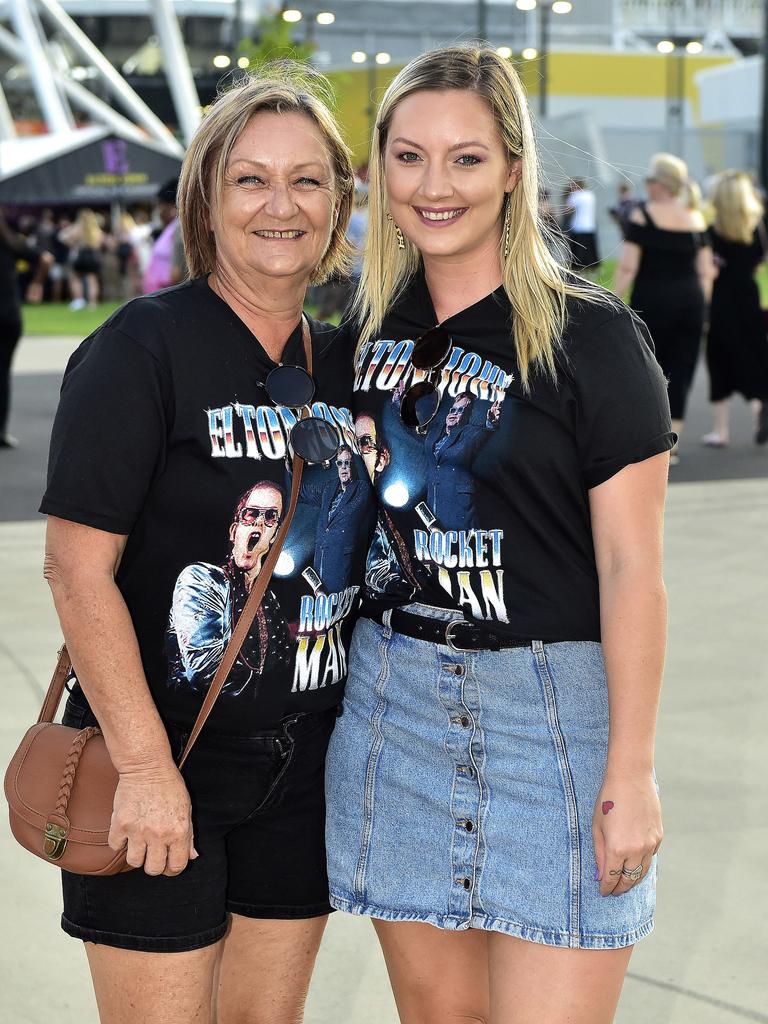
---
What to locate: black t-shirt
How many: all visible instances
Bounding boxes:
[41,277,376,733]
[351,273,675,642]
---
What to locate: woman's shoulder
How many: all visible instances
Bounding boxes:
[562,289,642,356]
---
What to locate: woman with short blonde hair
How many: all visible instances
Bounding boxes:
[703,170,768,445]
[327,45,674,1024]
[614,152,715,461]
[39,64,373,1023]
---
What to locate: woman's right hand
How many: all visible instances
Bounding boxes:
[108,765,198,876]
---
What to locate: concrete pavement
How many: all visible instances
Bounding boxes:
[1,335,767,1023]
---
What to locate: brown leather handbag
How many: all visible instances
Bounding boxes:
[4,319,314,876]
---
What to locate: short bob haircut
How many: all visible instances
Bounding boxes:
[178,62,355,285]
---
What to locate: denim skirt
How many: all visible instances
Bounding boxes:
[325,605,656,949]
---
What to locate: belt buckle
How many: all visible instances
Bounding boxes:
[445,619,475,653]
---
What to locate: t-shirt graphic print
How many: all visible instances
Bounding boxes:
[41,278,375,733]
[350,272,675,644]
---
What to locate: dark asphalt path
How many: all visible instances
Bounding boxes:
[1,356,765,523]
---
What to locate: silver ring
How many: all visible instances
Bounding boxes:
[621,864,644,882]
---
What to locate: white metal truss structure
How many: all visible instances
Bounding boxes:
[0,0,207,150]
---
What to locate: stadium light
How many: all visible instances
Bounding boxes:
[316,12,335,25]
[685,40,703,54]
[375,52,391,65]
[552,1,572,12]
[516,0,537,10]
[213,54,231,68]
[657,39,675,54]
[351,50,367,63]
[496,46,513,59]
[237,56,250,68]
[282,9,302,23]
[522,47,539,59]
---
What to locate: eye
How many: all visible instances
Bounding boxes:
[456,154,482,167]
[236,174,264,186]
[395,151,421,164]
[296,177,322,187]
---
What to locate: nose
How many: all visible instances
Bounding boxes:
[420,160,453,202]
[264,181,299,221]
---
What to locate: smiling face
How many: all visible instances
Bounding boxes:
[229,482,283,580]
[384,89,520,264]
[211,110,337,286]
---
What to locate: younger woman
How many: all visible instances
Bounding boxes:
[327,47,673,1024]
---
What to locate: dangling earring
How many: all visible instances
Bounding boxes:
[387,213,406,250]
[502,198,511,260]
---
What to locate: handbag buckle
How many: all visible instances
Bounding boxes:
[43,822,68,860]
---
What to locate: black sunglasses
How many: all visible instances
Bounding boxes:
[260,364,341,464]
[399,326,453,434]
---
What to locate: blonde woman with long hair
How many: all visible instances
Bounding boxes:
[326,46,674,1023]
[60,207,104,309]
[702,171,768,446]
[614,153,715,462]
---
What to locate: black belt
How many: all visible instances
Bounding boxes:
[368,607,531,653]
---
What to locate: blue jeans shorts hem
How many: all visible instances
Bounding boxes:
[61,914,228,953]
[329,894,654,950]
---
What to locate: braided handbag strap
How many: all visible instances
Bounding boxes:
[54,727,101,818]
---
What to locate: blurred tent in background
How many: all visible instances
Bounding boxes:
[0,125,182,204]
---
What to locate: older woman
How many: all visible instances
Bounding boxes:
[40,68,372,1023]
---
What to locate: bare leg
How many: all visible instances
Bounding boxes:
[373,920,490,1024]
[214,914,328,1024]
[85,940,221,1024]
[488,933,633,1024]
[702,400,730,446]
[86,272,100,306]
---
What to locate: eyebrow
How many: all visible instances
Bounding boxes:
[390,137,491,152]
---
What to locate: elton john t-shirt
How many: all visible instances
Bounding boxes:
[351,272,675,642]
[41,277,375,733]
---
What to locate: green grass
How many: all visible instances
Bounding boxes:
[21,261,768,336]
[22,302,122,337]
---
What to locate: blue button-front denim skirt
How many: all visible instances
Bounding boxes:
[325,605,656,949]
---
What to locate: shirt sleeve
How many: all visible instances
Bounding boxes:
[570,309,677,489]
[39,325,172,534]
[623,220,647,246]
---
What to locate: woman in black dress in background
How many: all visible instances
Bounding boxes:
[703,171,768,447]
[614,153,716,463]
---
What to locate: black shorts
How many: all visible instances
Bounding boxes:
[60,693,337,952]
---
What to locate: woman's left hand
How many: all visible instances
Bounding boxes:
[593,772,662,897]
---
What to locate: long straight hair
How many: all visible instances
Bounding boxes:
[352,46,612,388]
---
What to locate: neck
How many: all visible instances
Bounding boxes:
[422,232,503,324]
[210,262,307,361]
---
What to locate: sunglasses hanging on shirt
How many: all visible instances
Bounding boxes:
[398,325,453,434]
[258,316,342,465]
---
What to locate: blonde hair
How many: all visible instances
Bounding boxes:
[77,208,102,249]
[178,62,355,284]
[352,46,611,389]
[648,153,701,210]
[712,171,764,245]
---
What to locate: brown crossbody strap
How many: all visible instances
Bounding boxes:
[37,315,314,773]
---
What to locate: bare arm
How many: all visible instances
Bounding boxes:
[588,453,668,895]
[696,244,716,305]
[44,516,196,876]
[613,240,641,301]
